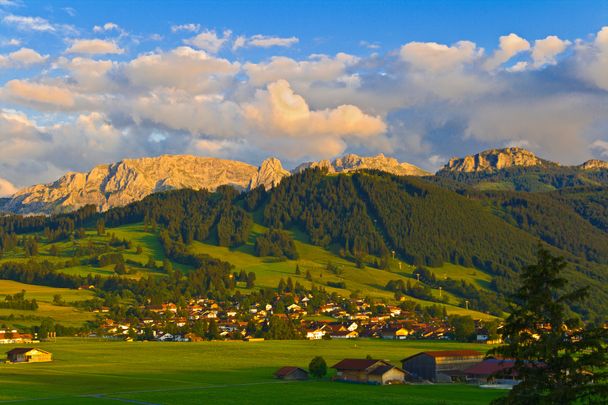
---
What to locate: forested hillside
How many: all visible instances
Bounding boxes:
[0,168,607,321]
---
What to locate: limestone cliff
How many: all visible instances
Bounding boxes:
[293,153,429,176]
[439,147,553,173]
[578,159,608,170]
[3,155,258,214]
[248,157,290,190]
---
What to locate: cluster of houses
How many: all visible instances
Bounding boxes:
[276,350,519,387]
[93,295,496,343]
[0,330,34,344]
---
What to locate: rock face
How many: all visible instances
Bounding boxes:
[248,157,291,190]
[439,147,551,173]
[3,155,258,215]
[293,153,429,176]
[578,159,608,170]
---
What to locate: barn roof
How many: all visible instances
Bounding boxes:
[401,350,482,362]
[6,347,34,355]
[464,359,517,377]
[332,359,385,371]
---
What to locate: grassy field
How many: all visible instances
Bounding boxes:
[0,280,95,328]
[0,338,505,404]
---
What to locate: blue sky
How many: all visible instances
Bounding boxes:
[0,0,608,193]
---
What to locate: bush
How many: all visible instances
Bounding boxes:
[309,356,327,378]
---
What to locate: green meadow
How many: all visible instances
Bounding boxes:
[0,338,505,404]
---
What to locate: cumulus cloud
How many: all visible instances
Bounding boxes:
[400,40,482,72]
[531,35,570,68]
[1,38,21,46]
[3,80,75,108]
[484,33,530,70]
[578,26,608,90]
[591,140,608,158]
[0,47,48,67]
[244,53,359,86]
[2,26,608,184]
[244,79,385,138]
[66,39,124,55]
[124,46,239,91]
[0,178,18,196]
[184,30,231,53]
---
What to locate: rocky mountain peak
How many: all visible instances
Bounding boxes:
[293,153,429,176]
[3,155,258,215]
[439,147,551,173]
[248,157,291,190]
[578,159,608,170]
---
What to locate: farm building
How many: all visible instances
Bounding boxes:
[332,359,407,385]
[464,358,518,384]
[6,348,52,363]
[274,366,309,380]
[401,350,484,382]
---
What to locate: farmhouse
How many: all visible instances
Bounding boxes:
[0,330,34,344]
[401,350,484,382]
[274,366,309,380]
[332,359,407,385]
[6,348,52,363]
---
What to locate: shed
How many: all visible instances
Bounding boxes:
[332,359,406,385]
[274,366,309,380]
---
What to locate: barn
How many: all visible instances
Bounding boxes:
[332,359,407,385]
[274,366,309,380]
[401,350,483,382]
[6,348,52,363]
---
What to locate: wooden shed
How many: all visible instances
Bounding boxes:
[6,348,52,363]
[274,366,309,380]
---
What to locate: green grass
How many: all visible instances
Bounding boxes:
[0,280,95,328]
[0,338,505,404]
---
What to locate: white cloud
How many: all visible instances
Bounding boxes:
[1,38,21,46]
[484,33,530,70]
[93,22,120,33]
[0,47,48,68]
[66,39,124,55]
[247,35,298,48]
[124,46,239,92]
[0,177,18,196]
[400,40,482,72]
[591,140,608,158]
[171,23,200,33]
[531,35,570,68]
[2,14,55,31]
[245,53,359,86]
[184,30,231,53]
[2,80,75,108]
[578,26,608,91]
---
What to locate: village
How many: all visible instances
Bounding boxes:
[84,292,501,344]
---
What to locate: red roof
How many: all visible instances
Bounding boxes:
[401,350,483,362]
[332,359,384,371]
[464,359,517,377]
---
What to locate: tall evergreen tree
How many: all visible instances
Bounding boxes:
[491,246,608,404]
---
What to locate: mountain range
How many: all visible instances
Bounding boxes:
[1,147,606,215]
